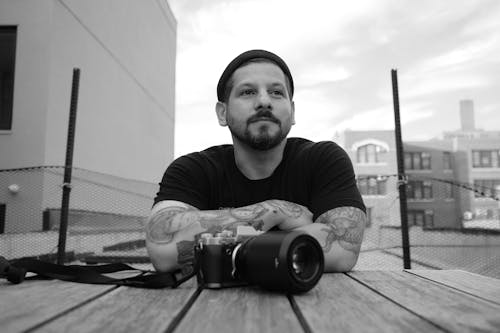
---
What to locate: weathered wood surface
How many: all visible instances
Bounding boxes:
[2,270,500,333]
[292,273,441,332]
[175,286,303,333]
[349,270,500,332]
[407,269,500,305]
[0,279,115,333]
[35,278,198,333]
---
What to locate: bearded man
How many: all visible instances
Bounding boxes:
[146,50,366,273]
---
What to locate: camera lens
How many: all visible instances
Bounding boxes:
[290,241,322,283]
[234,231,324,293]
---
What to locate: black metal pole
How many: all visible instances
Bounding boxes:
[391,69,411,269]
[57,68,80,264]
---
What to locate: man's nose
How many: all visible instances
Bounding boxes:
[255,90,272,109]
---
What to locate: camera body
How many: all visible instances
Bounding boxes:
[194,230,247,289]
[194,228,324,293]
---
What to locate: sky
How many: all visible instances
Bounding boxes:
[167,0,500,158]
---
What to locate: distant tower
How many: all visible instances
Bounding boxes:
[459,99,475,131]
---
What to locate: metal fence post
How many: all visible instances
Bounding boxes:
[57,68,80,264]
[391,69,411,269]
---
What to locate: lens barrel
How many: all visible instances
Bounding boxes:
[235,231,324,293]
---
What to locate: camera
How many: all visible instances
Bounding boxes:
[194,228,324,293]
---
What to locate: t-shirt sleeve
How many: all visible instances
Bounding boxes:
[309,142,366,221]
[153,154,209,209]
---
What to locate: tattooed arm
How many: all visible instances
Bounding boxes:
[297,206,366,272]
[145,199,313,272]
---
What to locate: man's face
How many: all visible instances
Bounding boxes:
[218,62,295,151]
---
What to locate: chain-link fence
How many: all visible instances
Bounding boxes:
[355,174,500,278]
[1,167,499,278]
[0,166,155,266]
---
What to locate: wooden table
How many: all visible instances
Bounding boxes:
[1,270,499,332]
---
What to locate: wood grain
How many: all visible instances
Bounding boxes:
[406,269,500,305]
[0,279,115,333]
[292,273,441,332]
[35,278,198,333]
[349,270,500,332]
[175,286,303,333]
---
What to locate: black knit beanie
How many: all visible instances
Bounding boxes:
[216,49,294,101]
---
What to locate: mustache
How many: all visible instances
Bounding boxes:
[247,110,281,125]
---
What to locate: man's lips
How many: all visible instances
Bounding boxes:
[249,117,279,124]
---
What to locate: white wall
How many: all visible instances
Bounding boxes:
[0,0,53,168]
[44,0,177,183]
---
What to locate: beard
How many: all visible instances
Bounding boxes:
[228,110,292,151]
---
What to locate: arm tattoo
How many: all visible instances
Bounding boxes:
[229,204,268,222]
[148,204,268,245]
[266,200,304,218]
[146,206,191,244]
[195,204,269,232]
[199,219,266,235]
[317,207,366,253]
[177,240,195,265]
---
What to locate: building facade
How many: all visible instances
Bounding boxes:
[403,140,459,228]
[0,0,177,233]
[339,100,500,233]
[339,130,400,250]
[443,100,500,228]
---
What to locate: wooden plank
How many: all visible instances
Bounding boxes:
[292,273,441,332]
[407,269,500,305]
[35,278,198,333]
[349,270,500,332]
[0,279,115,333]
[175,286,303,333]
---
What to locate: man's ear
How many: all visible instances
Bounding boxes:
[291,100,296,125]
[215,101,228,126]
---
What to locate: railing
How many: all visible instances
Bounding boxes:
[1,167,499,278]
[356,174,500,278]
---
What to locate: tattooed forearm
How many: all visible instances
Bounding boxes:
[266,200,305,218]
[147,204,269,246]
[146,206,192,244]
[229,204,269,222]
[317,207,366,253]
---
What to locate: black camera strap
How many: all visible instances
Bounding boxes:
[0,256,196,289]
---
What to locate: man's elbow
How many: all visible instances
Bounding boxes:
[146,240,179,273]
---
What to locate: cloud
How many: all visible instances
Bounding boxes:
[297,64,351,86]
[329,103,433,133]
[416,36,499,74]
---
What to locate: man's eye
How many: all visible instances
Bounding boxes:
[270,90,284,96]
[240,89,255,96]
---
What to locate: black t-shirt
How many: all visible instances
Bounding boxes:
[154,137,365,221]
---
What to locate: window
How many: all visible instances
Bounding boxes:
[357,144,387,164]
[357,176,387,196]
[472,150,500,168]
[443,152,452,170]
[404,152,431,170]
[0,26,17,130]
[407,209,434,228]
[407,180,433,199]
[444,183,454,199]
[473,179,500,198]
